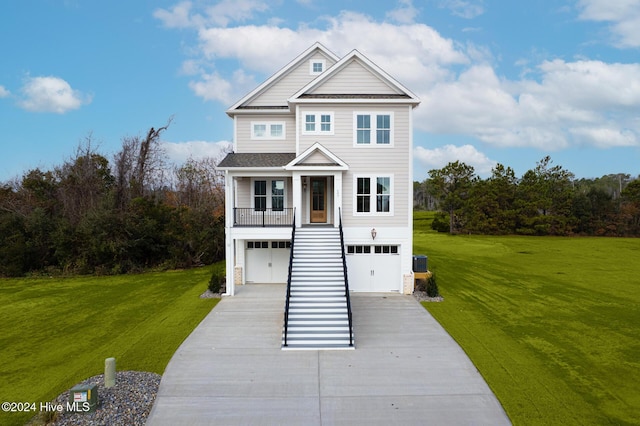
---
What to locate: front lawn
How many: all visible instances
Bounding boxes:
[0,265,220,426]
[414,211,640,425]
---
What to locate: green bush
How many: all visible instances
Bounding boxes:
[425,270,439,297]
[208,269,225,293]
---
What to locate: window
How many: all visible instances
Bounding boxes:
[356,115,370,144]
[347,245,372,254]
[356,177,370,213]
[354,112,394,146]
[376,177,390,213]
[302,112,334,135]
[254,180,267,211]
[251,122,285,140]
[253,179,287,210]
[310,59,325,75]
[374,245,398,254]
[271,180,284,211]
[353,175,393,215]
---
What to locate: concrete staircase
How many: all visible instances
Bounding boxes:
[282,227,354,350]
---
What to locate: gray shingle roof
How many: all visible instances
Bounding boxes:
[218,153,296,168]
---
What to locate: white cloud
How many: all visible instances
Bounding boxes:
[387,0,419,24]
[153,1,196,28]
[439,0,485,19]
[414,144,496,175]
[156,1,640,152]
[417,59,640,150]
[162,140,232,166]
[154,0,270,29]
[577,0,640,48]
[0,85,10,98]
[18,76,91,113]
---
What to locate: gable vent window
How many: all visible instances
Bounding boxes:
[310,59,325,75]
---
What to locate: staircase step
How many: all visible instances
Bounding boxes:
[283,226,353,350]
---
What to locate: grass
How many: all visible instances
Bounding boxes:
[414,211,640,425]
[0,264,221,426]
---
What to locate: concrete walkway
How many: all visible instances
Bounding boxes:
[147,284,510,425]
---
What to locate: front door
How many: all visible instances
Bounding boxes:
[310,177,327,223]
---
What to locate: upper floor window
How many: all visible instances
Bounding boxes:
[251,122,285,140]
[354,112,394,146]
[354,174,393,216]
[302,112,334,135]
[310,59,325,75]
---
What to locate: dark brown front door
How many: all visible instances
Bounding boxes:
[310,177,327,223]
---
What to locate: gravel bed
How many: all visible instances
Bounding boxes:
[28,371,161,426]
[413,290,444,302]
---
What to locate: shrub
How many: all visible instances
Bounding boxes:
[426,270,439,297]
[208,269,225,294]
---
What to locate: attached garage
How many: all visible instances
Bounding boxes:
[245,241,291,283]
[346,245,401,292]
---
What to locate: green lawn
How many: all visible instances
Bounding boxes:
[0,265,220,426]
[414,211,640,425]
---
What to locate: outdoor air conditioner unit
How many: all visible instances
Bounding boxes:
[412,255,428,273]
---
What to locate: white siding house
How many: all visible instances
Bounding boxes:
[218,43,420,349]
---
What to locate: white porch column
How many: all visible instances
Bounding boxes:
[334,172,343,226]
[224,171,235,296]
[292,172,302,227]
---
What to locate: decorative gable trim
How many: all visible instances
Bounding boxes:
[288,49,420,106]
[226,42,339,116]
[284,142,349,171]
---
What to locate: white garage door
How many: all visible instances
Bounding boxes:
[245,241,291,283]
[346,245,401,292]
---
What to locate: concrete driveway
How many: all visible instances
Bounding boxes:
[147,284,510,425]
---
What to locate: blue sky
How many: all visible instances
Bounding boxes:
[1,0,639,182]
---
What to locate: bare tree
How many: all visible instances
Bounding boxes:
[113,118,172,209]
[56,134,114,224]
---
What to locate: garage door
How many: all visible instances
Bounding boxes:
[245,241,291,283]
[346,245,400,292]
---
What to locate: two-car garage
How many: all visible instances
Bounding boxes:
[243,240,402,292]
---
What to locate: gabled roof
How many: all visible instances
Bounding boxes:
[226,42,340,115]
[284,143,348,171]
[218,153,296,170]
[288,49,420,106]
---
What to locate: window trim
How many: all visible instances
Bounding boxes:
[251,179,287,211]
[251,121,286,140]
[353,112,394,147]
[301,111,334,135]
[310,59,326,75]
[353,174,394,216]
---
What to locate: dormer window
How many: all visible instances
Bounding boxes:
[310,59,325,75]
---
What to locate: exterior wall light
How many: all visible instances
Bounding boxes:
[371,228,377,240]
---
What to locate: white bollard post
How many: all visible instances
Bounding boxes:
[105,357,116,388]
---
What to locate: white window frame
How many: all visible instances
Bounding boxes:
[310,59,326,75]
[251,178,287,211]
[353,174,394,216]
[353,112,394,147]
[301,112,334,135]
[251,121,286,140]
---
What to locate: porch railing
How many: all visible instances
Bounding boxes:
[338,207,354,347]
[283,208,296,347]
[233,207,294,227]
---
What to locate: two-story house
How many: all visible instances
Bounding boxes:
[218,42,420,349]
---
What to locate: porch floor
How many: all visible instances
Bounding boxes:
[147,284,510,425]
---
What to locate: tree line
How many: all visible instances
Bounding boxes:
[415,156,640,236]
[0,121,228,277]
